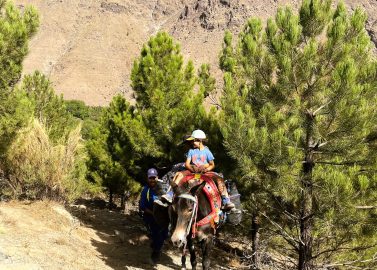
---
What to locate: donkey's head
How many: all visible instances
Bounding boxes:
[170,183,205,247]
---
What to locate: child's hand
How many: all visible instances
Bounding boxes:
[198,165,207,173]
[191,166,199,173]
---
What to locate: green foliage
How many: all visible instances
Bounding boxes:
[65,100,91,119]
[0,1,39,158]
[220,0,377,267]
[198,64,215,98]
[0,89,34,155]
[20,71,75,142]
[86,96,142,195]
[0,0,39,90]
[0,2,92,202]
[130,32,207,165]
[220,30,236,73]
[65,99,104,139]
[1,74,90,201]
[105,95,161,175]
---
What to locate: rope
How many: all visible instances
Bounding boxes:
[192,195,199,239]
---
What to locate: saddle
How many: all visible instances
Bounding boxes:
[179,172,223,232]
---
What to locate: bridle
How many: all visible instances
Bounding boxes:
[175,193,200,254]
[176,193,198,238]
[177,193,198,256]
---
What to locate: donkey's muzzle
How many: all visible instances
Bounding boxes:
[171,229,187,248]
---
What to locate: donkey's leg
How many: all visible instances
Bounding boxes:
[201,236,213,270]
[181,253,186,270]
[188,237,197,270]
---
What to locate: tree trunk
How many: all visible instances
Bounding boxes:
[120,193,125,209]
[298,112,314,270]
[298,172,313,270]
[109,189,113,209]
[251,214,260,269]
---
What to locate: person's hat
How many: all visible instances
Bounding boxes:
[147,168,158,178]
[187,129,206,140]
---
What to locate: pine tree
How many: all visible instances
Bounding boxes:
[65,100,103,140]
[198,63,216,98]
[20,71,75,142]
[0,1,39,155]
[131,32,207,165]
[105,95,162,176]
[0,0,38,91]
[86,120,141,206]
[220,0,377,269]
[89,32,211,201]
[86,95,150,204]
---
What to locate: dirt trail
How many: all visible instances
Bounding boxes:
[0,200,238,270]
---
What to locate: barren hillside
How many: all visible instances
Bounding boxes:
[14,0,377,105]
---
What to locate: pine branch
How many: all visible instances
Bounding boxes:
[312,101,331,116]
[260,211,299,250]
[322,252,377,269]
[315,161,362,166]
[355,206,377,209]
[282,210,299,221]
[313,239,377,261]
[311,237,349,260]
[208,93,222,109]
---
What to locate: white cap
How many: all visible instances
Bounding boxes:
[187,129,206,140]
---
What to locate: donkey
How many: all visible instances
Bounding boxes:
[170,174,222,270]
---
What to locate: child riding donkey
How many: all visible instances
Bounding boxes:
[157,129,235,211]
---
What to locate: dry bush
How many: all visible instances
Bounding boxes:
[6,119,89,202]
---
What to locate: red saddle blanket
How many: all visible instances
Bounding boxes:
[180,172,222,227]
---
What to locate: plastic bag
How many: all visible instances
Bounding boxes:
[225,180,242,225]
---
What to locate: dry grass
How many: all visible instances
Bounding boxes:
[53,237,69,246]
[5,119,88,202]
[0,224,5,234]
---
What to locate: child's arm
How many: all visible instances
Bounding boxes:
[203,160,215,172]
[185,157,196,173]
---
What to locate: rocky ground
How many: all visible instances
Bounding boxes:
[0,200,243,270]
[13,0,377,106]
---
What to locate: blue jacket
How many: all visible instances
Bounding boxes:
[139,186,158,217]
[139,185,168,252]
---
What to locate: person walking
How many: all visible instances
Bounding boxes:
[139,168,168,264]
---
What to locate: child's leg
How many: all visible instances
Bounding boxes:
[213,175,228,197]
[214,176,235,210]
[172,171,185,187]
[160,171,189,204]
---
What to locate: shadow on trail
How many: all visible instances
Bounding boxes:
[69,199,238,270]
[69,198,179,270]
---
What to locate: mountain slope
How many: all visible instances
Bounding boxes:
[15,0,377,105]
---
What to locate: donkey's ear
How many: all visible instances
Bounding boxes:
[190,181,206,196]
